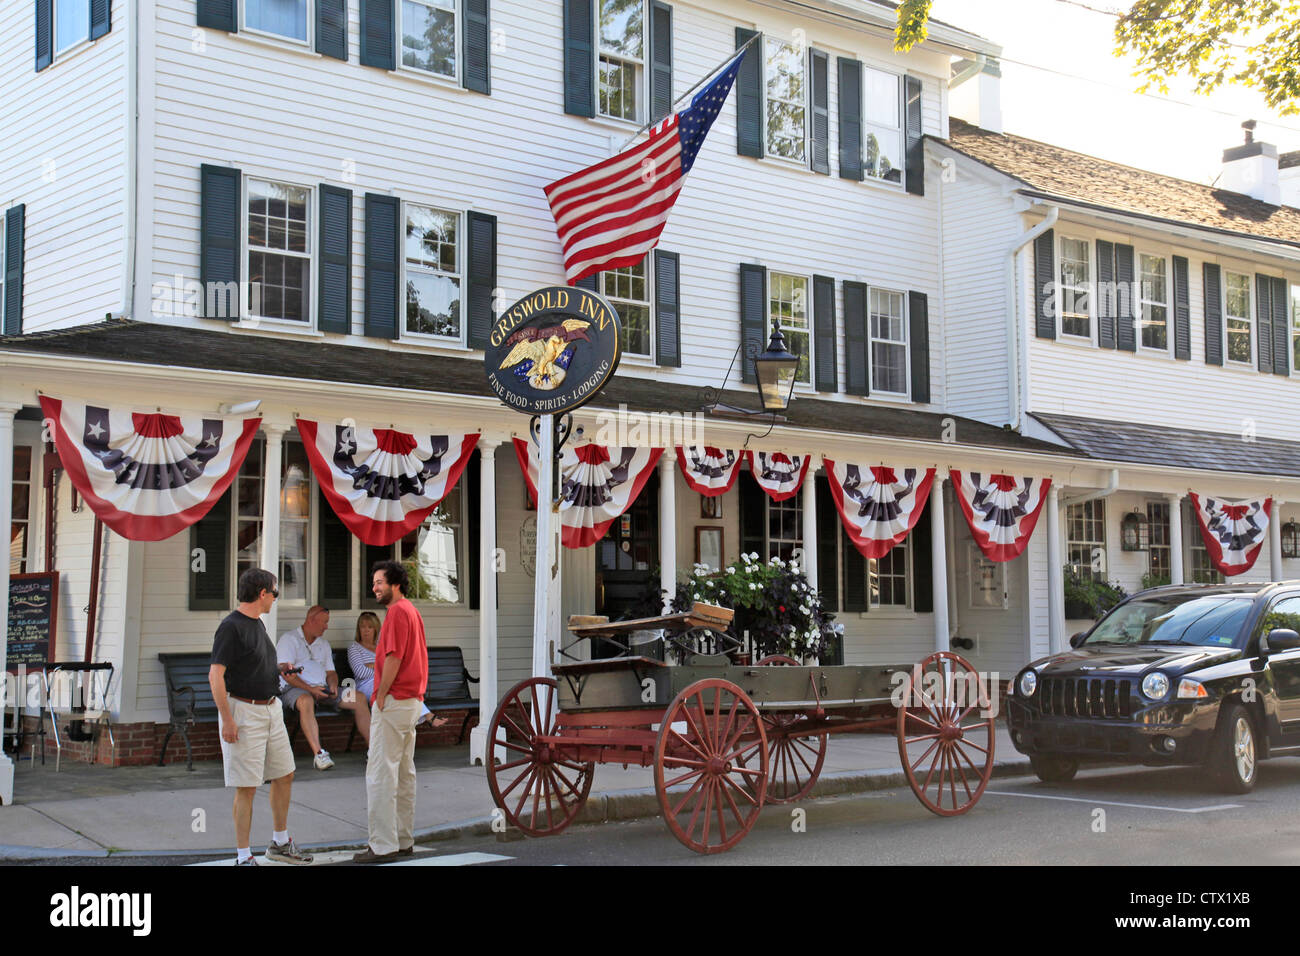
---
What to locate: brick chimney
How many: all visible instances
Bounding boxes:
[1220,120,1280,205]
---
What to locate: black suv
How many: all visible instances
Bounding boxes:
[1007,582,1300,792]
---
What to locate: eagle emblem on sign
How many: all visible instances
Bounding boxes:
[498,319,592,390]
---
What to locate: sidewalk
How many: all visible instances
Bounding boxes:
[0,728,1026,859]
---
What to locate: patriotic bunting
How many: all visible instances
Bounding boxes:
[297,420,479,547]
[950,470,1051,562]
[747,451,811,502]
[823,460,936,559]
[1188,493,1271,576]
[39,395,260,541]
[676,446,742,497]
[514,439,663,549]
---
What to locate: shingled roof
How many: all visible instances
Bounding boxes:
[939,118,1300,249]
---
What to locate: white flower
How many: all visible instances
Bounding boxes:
[726,566,735,575]
[748,552,759,562]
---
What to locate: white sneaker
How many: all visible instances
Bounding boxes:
[313,750,334,770]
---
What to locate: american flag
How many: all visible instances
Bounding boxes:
[544,49,747,285]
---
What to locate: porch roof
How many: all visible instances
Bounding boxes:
[1032,413,1300,478]
[0,319,1076,457]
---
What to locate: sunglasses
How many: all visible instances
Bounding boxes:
[264,588,280,599]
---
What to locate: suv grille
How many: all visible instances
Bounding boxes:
[1039,677,1134,719]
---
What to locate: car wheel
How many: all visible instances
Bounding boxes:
[1210,702,1258,794]
[1030,753,1078,783]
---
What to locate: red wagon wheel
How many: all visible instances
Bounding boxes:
[485,677,594,837]
[756,654,800,666]
[896,652,995,817]
[654,679,768,854]
[751,655,826,804]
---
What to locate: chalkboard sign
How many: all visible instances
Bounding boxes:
[7,572,57,671]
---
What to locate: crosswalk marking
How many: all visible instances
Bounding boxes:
[984,790,1242,813]
[189,850,513,866]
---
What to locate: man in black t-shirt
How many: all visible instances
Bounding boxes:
[208,568,312,866]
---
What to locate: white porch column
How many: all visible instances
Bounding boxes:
[470,439,500,766]
[801,465,817,593]
[532,417,560,678]
[1270,500,1285,581]
[1046,484,1066,655]
[659,453,676,612]
[260,423,285,640]
[930,477,950,655]
[1167,493,1185,585]
[0,403,21,805]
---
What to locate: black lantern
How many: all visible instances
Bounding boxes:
[1120,511,1149,552]
[753,320,801,412]
[1283,521,1300,559]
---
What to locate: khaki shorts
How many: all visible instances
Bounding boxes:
[219,697,297,788]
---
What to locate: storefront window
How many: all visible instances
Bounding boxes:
[10,446,31,574]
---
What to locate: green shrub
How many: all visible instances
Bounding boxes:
[1063,567,1128,620]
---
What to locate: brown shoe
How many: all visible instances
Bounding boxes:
[398,845,415,856]
[352,847,400,864]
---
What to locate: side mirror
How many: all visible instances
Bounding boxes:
[1263,628,1300,654]
[1068,632,1088,649]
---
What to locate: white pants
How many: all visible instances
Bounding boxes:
[365,695,421,855]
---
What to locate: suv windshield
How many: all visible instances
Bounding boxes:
[1083,594,1253,648]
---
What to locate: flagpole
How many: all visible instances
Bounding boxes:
[615,33,761,152]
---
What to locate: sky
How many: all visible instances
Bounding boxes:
[929,0,1298,186]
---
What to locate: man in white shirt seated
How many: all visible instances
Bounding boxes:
[277,606,370,770]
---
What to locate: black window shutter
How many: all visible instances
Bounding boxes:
[316,0,348,60]
[910,495,933,613]
[1203,262,1223,366]
[360,543,389,608]
[360,0,395,70]
[843,280,868,396]
[649,1,672,123]
[4,205,25,336]
[1270,275,1289,376]
[200,164,240,320]
[653,249,680,367]
[903,75,923,196]
[563,0,595,117]
[318,184,352,334]
[908,290,930,403]
[842,538,867,612]
[1095,239,1115,349]
[316,488,352,610]
[809,49,830,175]
[197,0,236,31]
[466,211,497,350]
[35,0,52,70]
[837,57,862,181]
[1115,243,1136,352]
[738,263,766,384]
[1256,273,1274,374]
[812,274,836,391]
[1172,255,1191,360]
[463,0,490,93]
[574,274,597,292]
[363,193,400,339]
[466,449,481,610]
[738,470,764,559]
[1033,229,1055,340]
[189,489,232,610]
[90,0,112,40]
[815,475,839,612]
[735,29,762,158]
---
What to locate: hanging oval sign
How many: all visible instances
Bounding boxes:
[484,285,622,416]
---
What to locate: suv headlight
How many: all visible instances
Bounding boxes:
[1018,670,1038,697]
[1176,678,1209,699]
[1141,672,1170,700]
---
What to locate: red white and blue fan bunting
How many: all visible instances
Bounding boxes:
[823,460,936,560]
[297,420,479,547]
[950,470,1051,562]
[1189,493,1271,576]
[514,439,663,549]
[676,446,742,497]
[39,395,260,542]
[747,451,810,502]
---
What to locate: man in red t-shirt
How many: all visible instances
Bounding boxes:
[353,560,430,863]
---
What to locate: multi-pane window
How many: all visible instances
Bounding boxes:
[767,495,802,562]
[1066,500,1105,581]
[1059,237,1091,339]
[402,0,457,79]
[1292,285,1300,373]
[769,272,810,385]
[9,446,31,575]
[55,0,90,53]
[364,487,464,605]
[862,67,902,184]
[244,0,308,42]
[1138,253,1168,350]
[600,257,651,357]
[598,0,644,121]
[404,204,461,338]
[870,544,908,607]
[870,289,907,395]
[235,440,313,606]
[247,179,311,323]
[764,37,806,163]
[1224,271,1252,364]
[1187,539,1223,584]
[1146,501,1170,585]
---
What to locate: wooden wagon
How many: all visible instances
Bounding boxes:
[485,605,996,854]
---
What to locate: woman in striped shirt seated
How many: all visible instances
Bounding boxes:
[348,612,439,729]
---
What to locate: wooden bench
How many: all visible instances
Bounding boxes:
[424,646,479,744]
